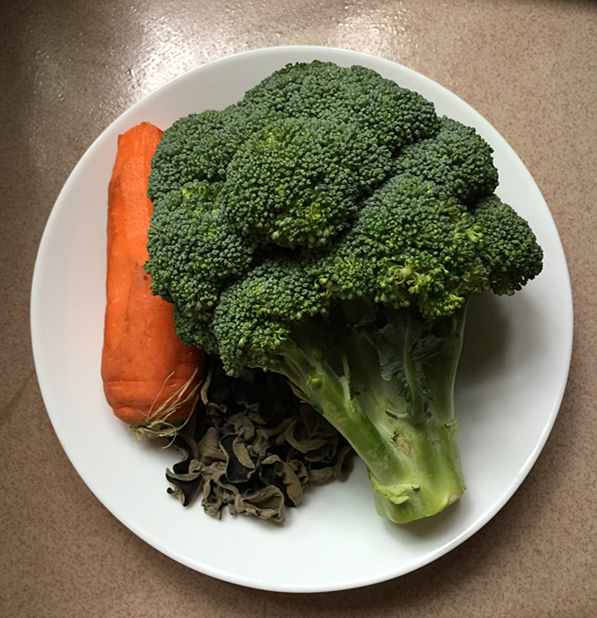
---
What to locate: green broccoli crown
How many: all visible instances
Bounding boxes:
[145,60,543,372]
[149,61,440,251]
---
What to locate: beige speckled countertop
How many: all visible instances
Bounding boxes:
[1,0,596,616]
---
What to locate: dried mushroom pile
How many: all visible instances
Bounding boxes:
[166,356,354,523]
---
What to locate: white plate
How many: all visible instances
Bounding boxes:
[31,46,573,593]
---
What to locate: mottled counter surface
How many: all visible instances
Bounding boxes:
[1,1,596,616]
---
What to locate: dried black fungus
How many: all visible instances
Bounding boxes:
[166,355,354,523]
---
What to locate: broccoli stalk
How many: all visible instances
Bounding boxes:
[267,301,467,523]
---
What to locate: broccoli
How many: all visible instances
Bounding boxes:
[145,61,543,523]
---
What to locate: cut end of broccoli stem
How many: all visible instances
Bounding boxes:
[372,480,465,524]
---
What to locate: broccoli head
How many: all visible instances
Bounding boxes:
[145,60,543,523]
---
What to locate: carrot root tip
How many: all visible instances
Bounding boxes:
[128,367,202,442]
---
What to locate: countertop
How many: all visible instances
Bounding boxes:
[1,0,596,616]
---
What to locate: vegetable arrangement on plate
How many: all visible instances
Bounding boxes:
[102,61,543,525]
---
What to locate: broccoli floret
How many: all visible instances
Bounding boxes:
[317,176,540,320]
[148,103,254,201]
[212,255,328,372]
[241,61,440,152]
[145,60,544,524]
[220,116,392,248]
[145,181,254,322]
[391,116,500,204]
[472,194,545,295]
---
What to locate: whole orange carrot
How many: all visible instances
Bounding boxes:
[101,122,204,428]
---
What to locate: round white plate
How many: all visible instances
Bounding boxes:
[31,46,573,593]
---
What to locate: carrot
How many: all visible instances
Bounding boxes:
[101,122,204,431]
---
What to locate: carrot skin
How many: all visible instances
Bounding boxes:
[101,122,204,424]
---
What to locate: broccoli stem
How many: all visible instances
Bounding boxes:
[269,302,468,524]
